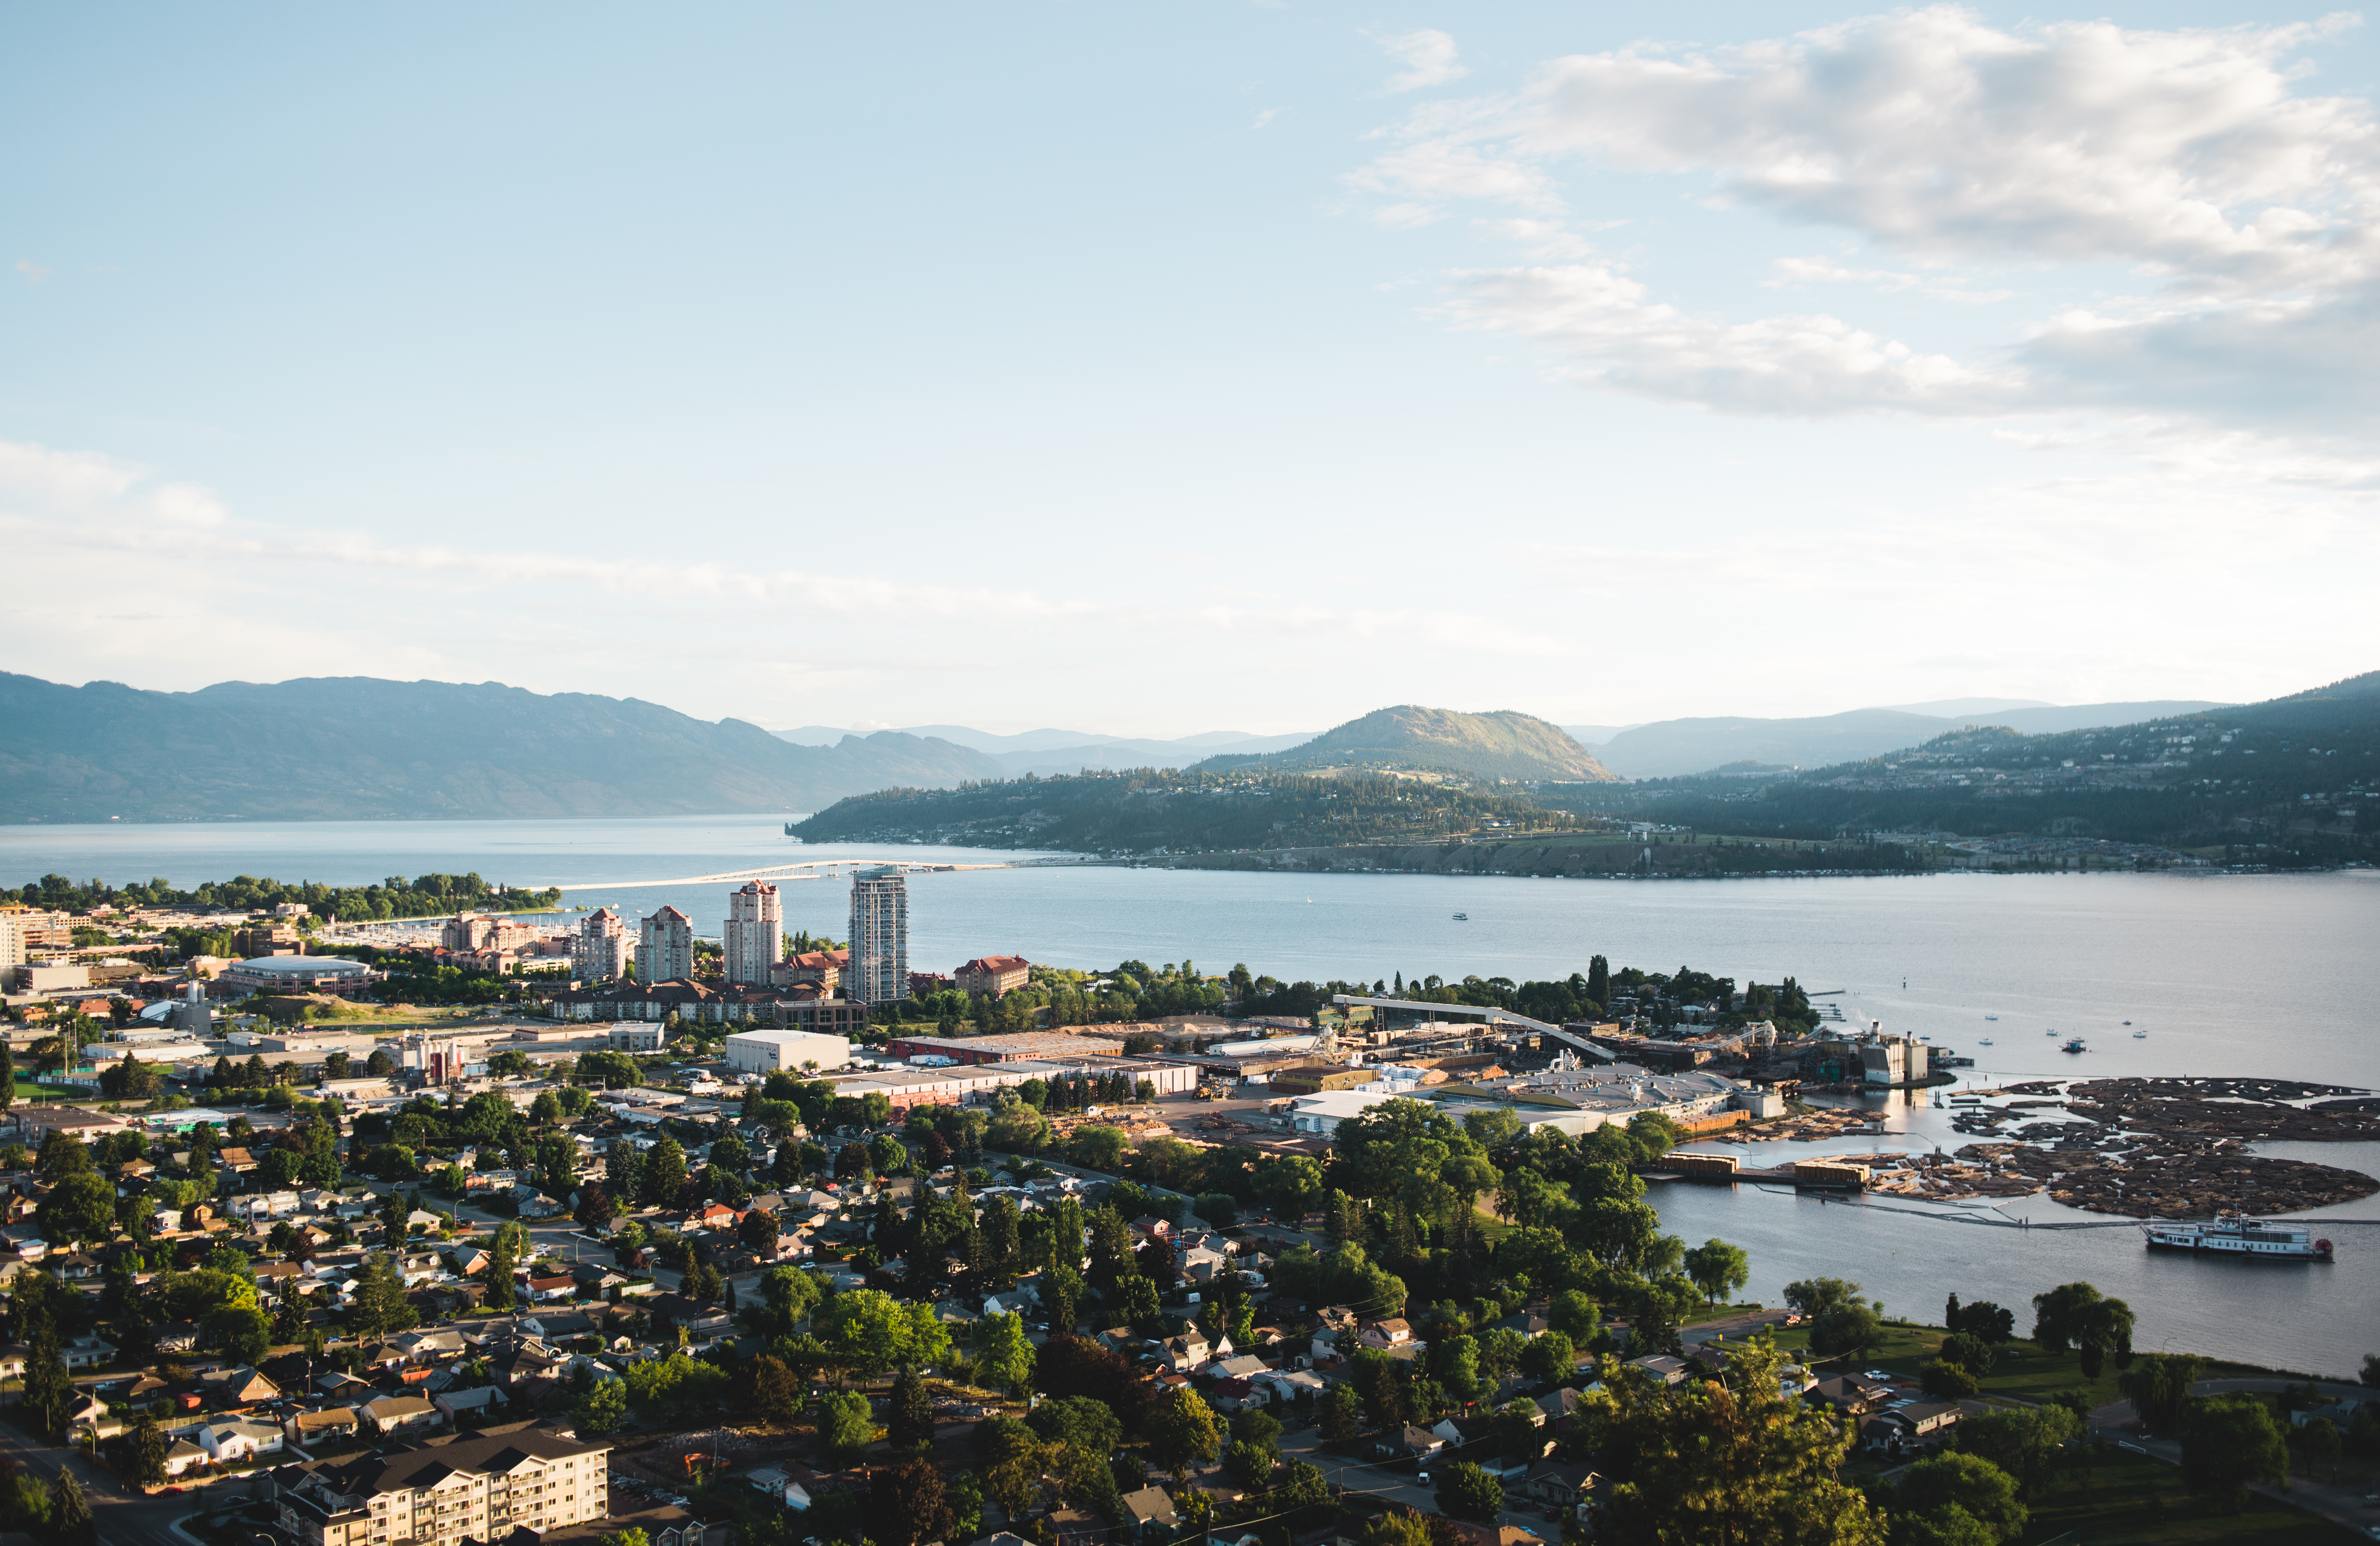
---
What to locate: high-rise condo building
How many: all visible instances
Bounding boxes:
[847,868,908,1005]
[572,907,629,982]
[723,881,783,985]
[636,906,695,983]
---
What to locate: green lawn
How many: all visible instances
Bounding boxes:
[1754,1322,2293,1410]
[2019,1450,2360,1544]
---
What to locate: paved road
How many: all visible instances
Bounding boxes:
[1279,1425,1558,1538]
[0,1400,210,1546]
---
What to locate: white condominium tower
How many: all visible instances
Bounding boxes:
[637,905,695,983]
[723,881,784,985]
[847,867,908,1005]
[572,907,629,982]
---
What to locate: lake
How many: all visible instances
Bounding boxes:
[8,814,2376,1375]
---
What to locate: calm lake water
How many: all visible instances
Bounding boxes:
[8,815,2376,1375]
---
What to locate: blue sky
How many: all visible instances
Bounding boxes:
[4,3,2375,736]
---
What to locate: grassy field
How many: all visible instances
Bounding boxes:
[1746,1321,2291,1408]
[2018,1450,2360,1543]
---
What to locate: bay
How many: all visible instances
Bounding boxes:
[7,815,2376,1375]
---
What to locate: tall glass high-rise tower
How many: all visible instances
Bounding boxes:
[847,867,908,1004]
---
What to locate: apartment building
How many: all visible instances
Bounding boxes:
[636,907,695,984]
[278,1430,611,1546]
[955,954,1031,997]
[441,914,535,953]
[722,882,783,986]
[571,909,629,983]
[846,869,907,1005]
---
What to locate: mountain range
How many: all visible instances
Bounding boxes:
[775,723,1319,777]
[1564,700,2229,779]
[0,674,1006,823]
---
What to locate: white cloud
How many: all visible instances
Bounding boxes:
[1251,107,1282,130]
[1349,7,2380,442]
[1374,28,1467,93]
[1765,256,2011,305]
[1512,8,2378,291]
[15,260,52,284]
[1447,261,2025,414]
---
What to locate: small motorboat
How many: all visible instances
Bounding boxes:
[2133,1030,2148,1039]
[2046,1028,2059,1037]
[2122,1020,2132,1025]
[1452,912,1468,920]
[2062,1037,2088,1054]
[1978,1037,1994,1046]
[1984,1015,1998,1021]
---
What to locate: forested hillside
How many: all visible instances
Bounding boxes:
[1194,705,1615,783]
[1540,671,2379,861]
[790,769,1588,853]
[0,673,1005,821]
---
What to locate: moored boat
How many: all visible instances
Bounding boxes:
[2143,1216,2333,1261]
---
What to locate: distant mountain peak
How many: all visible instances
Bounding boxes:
[1200,704,1617,783]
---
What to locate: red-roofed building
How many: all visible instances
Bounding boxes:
[955,956,1032,997]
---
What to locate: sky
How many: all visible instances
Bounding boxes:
[4,3,2376,738]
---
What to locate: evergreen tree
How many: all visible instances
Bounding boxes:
[886,1366,934,1453]
[0,1039,13,1112]
[51,1466,92,1543]
[642,1137,688,1206]
[131,1416,169,1484]
[486,1232,519,1310]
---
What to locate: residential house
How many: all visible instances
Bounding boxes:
[435,1386,507,1423]
[164,1437,208,1477]
[1862,1402,1962,1457]
[1180,1244,1229,1283]
[195,1418,285,1463]
[286,1406,362,1449]
[1251,1368,1326,1406]
[744,1466,813,1509]
[361,1394,440,1437]
[199,1365,282,1408]
[1127,1214,1175,1242]
[1519,1463,1597,1520]
[527,1275,579,1303]
[1161,1332,1212,1372]
[1393,1424,1446,1463]
[1358,1318,1413,1349]
[1208,1354,1268,1383]
[62,1334,115,1369]
[1119,1486,1178,1537]
[1804,1375,1894,1417]
[1624,1355,1687,1388]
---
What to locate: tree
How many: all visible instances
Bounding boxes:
[1480,1399,1545,1465]
[817,1389,877,1464]
[36,1174,116,1245]
[887,1366,935,1454]
[1812,1299,1882,1357]
[1682,1238,1750,1307]
[1921,1360,1980,1400]
[1519,1330,1575,1387]
[1896,1452,2025,1543]
[1115,1274,1163,1335]
[969,1310,1034,1395]
[128,1416,168,1485]
[1938,1333,1995,1378]
[816,1290,952,1378]
[203,1304,272,1364]
[49,1467,91,1545]
[2030,1282,2133,1374]
[574,1378,628,1437]
[868,1457,953,1546]
[2181,1394,2287,1510]
[1547,1289,1600,1343]
[745,1266,822,1338]
[1224,1439,1276,1491]
[2291,1415,2342,1479]
[2116,1353,2201,1437]
[346,1253,418,1337]
[1436,1461,1507,1524]
[1320,1383,1363,1443]
[35,1131,91,1182]
[575,1184,616,1231]
[1145,1385,1224,1480]
[1956,1406,2078,1500]
[1597,1331,1883,1545]
[1360,1511,1432,1546]
[642,1136,688,1206]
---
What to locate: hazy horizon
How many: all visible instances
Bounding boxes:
[5,4,2374,736]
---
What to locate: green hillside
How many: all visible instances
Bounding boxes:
[1536,670,2379,863]
[789,768,1588,853]
[0,673,1006,822]
[1194,705,1616,782]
